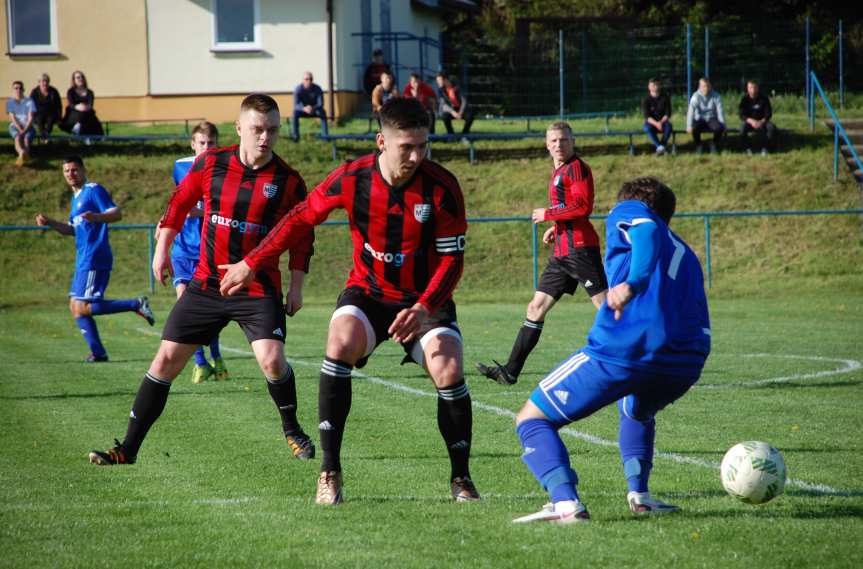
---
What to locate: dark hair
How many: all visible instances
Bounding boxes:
[63,155,85,168]
[12,80,23,89]
[648,77,661,85]
[71,70,88,89]
[191,121,219,139]
[240,93,279,115]
[410,72,420,80]
[373,48,383,56]
[747,79,759,86]
[378,97,429,131]
[617,177,676,224]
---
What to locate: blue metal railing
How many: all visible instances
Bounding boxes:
[4,209,861,294]
[808,72,863,182]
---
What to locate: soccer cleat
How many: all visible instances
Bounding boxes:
[285,430,315,460]
[513,500,590,524]
[212,357,230,381]
[475,360,517,386]
[451,476,481,502]
[85,353,109,363]
[191,364,213,384]
[316,471,343,505]
[136,296,155,326]
[627,491,679,514]
[88,439,135,466]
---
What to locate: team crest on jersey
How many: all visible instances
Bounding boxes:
[553,175,562,187]
[413,203,432,223]
[262,183,279,199]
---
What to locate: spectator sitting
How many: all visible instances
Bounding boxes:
[60,70,104,136]
[29,73,62,142]
[435,73,473,135]
[292,71,329,142]
[363,48,392,96]
[739,80,777,156]
[7,80,36,166]
[686,77,725,154]
[371,70,399,116]
[403,73,437,134]
[642,78,672,155]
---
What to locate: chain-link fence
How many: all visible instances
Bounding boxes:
[443,19,854,117]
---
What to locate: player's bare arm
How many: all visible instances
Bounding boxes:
[35,213,75,236]
[80,206,122,224]
[388,303,430,343]
[152,227,177,286]
[542,226,555,244]
[284,270,305,317]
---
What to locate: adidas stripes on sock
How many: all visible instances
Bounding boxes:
[436,380,473,480]
[517,418,580,503]
[505,319,544,377]
[266,366,300,436]
[122,373,171,458]
[319,357,353,473]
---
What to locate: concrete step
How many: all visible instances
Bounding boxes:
[825,119,863,130]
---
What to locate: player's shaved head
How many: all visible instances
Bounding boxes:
[378,97,429,132]
[240,93,279,116]
[191,121,219,140]
[546,121,573,138]
[63,155,85,168]
[618,177,676,224]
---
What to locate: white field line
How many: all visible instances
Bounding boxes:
[134,328,855,496]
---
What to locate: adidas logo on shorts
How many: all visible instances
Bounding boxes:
[272,328,283,337]
[554,389,569,404]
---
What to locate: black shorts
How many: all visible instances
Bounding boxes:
[333,286,460,366]
[162,282,287,345]
[537,249,608,301]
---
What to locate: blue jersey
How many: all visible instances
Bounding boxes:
[69,182,116,270]
[171,156,203,260]
[584,200,711,375]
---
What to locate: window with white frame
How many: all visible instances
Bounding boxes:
[211,0,260,52]
[6,0,58,54]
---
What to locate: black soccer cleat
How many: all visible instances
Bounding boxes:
[88,439,135,465]
[286,430,315,460]
[476,360,517,385]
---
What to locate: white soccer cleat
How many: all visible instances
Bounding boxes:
[513,500,589,524]
[627,491,679,514]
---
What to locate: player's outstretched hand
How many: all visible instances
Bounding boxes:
[80,211,98,223]
[606,282,634,321]
[218,260,254,296]
[542,226,555,245]
[531,208,546,224]
[285,288,303,317]
[389,303,429,343]
[152,248,174,287]
[35,213,48,226]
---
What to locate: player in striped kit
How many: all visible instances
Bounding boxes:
[88,94,316,466]
[477,122,607,386]
[220,97,479,505]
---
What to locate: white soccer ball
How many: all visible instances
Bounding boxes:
[720,441,787,504]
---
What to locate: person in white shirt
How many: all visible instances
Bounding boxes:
[7,80,36,166]
[686,77,726,154]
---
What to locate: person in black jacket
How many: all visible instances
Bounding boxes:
[29,73,62,141]
[739,80,776,155]
[60,70,103,136]
[641,79,672,155]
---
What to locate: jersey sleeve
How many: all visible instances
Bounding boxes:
[160,154,206,231]
[283,175,315,274]
[417,181,467,312]
[544,163,594,221]
[244,166,346,272]
[624,221,661,293]
[91,184,117,213]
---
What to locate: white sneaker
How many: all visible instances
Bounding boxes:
[513,500,590,524]
[761,148,768,156]
[627,491,679,514]
[656,145,666,155]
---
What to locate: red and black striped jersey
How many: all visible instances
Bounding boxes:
[543,154,600,257]
[246,153,467,312]
[159,145,313,297]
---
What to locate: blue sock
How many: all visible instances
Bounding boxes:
[75,316,106,357]
[193,347,208,366]
[90,298,139,315]
[516,418,579,503]
[209,339,221,359]
[618,399,655,493]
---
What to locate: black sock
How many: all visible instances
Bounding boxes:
[266,366,300,436]
[319,357,353,473]
[436,380,473,480]
[505,319,544,377]
[122,373,171,457]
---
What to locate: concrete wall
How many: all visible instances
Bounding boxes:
[0,0,148,97]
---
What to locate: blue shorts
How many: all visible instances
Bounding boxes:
[69,268,111,301]
[9,124,35,141]
[530,351,700,426]
[172,255,199,288]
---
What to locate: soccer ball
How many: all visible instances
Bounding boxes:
[720,441,787,504]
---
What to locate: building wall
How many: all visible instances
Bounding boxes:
[0,0,148,97]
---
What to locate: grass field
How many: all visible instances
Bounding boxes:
[1,294,862,568]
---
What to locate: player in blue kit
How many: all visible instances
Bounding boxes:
[512,177,711,524]
[161,121,229,384]
[36,156,155,362]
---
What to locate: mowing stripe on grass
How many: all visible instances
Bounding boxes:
[134,328,853,496]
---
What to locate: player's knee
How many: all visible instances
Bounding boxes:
[619,396,655,423]
[70,300,90,317]
[428,363,462,389]
[258,354,286,379]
